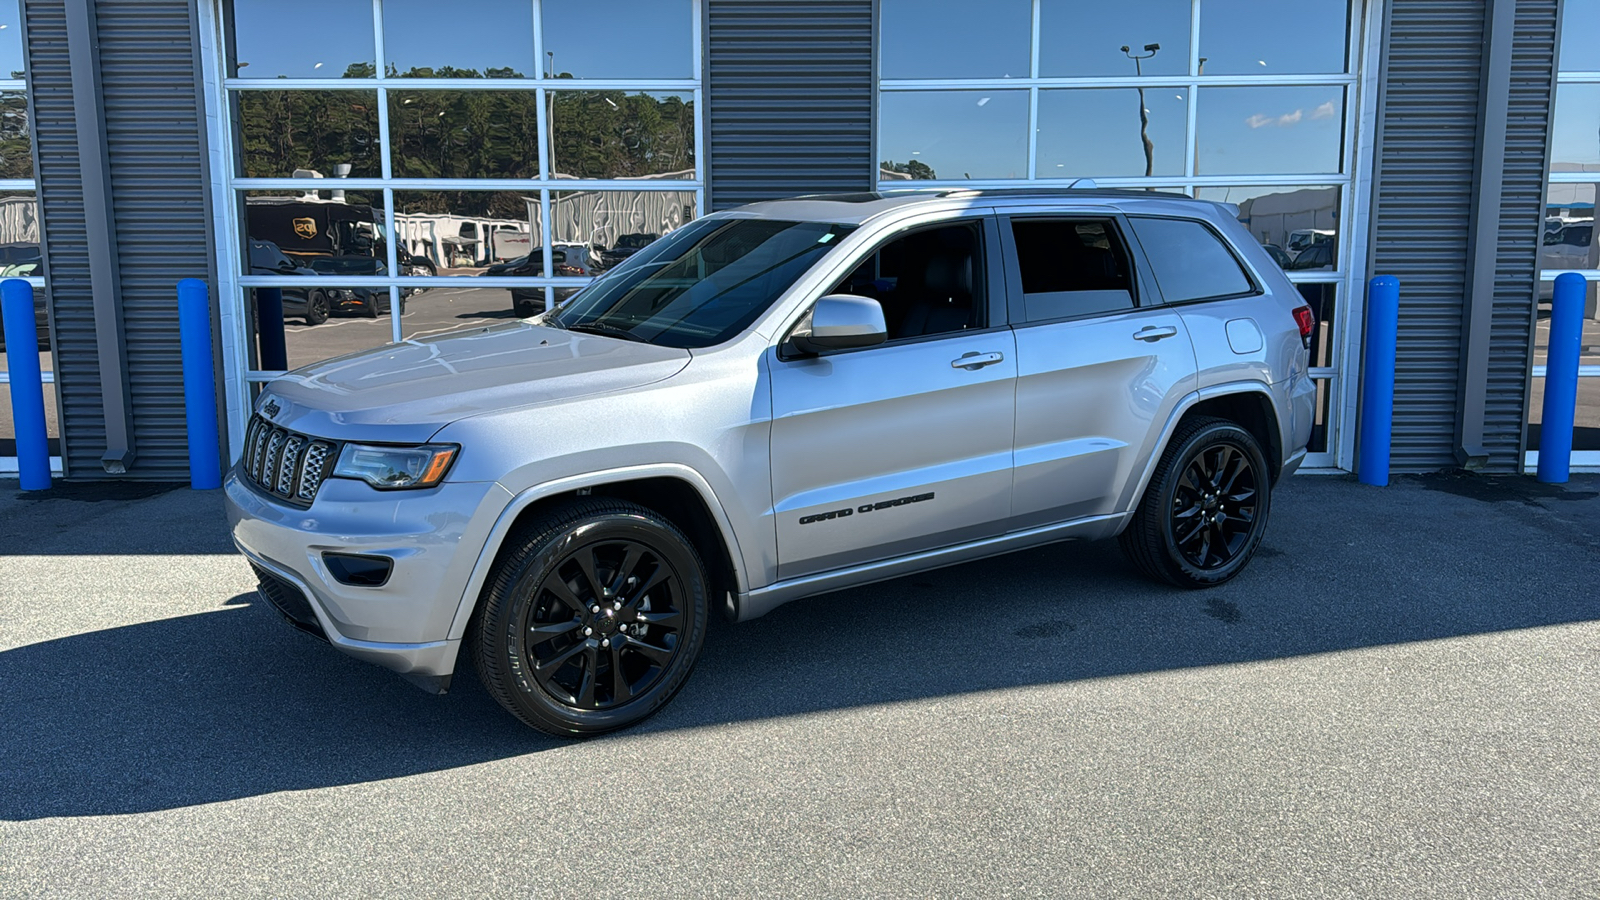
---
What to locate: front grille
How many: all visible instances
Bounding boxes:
[250,562,328,641]
[242,414,338,506]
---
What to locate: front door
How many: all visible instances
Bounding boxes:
[769,218,1017,581]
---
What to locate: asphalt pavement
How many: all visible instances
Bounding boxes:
[1,473,1597,898]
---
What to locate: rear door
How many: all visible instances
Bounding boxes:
[1001,213,1199,528]
[769,214,1016,580]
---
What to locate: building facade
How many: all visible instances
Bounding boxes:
[0,0,1593,481]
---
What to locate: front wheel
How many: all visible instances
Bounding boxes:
[303,291,329,326]
[472,499,709,736]
[1119,416,1271,588]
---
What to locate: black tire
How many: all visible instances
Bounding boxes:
[304,291,330,326]
[472,499,709,736]
[360,292,380,318]
[1119,416,1271,588]
[513,299,538,318]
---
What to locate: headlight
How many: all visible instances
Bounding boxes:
[332,443,459,490]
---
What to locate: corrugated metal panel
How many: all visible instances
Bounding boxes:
[706,0,872,209]
[23,0,95,476]
[1486,0,1557,470]
[1369,0,1485,470]
[24,0,212,479]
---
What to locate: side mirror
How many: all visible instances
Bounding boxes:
[790,294,887,354]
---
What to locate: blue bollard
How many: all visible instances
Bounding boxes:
[1,277,50,490]
[1537,272,1587,484]
[1358,275,1400,487]
[255,287,288,371]
[178,278,222,490]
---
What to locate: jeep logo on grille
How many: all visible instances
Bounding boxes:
[262,399,281,419]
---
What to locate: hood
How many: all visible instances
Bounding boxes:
[259,322,691,443]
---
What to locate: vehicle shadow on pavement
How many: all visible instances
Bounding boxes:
[2,475,1597,820]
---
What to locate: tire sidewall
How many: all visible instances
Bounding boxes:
[490,513,708,735]
[305,291,329,326]
[1156,423,1271,586]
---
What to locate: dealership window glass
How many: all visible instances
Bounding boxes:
[1550,84,1600,172]
[394,191,535,273]
[548,92,695,180]
[1037,89,1188,178]
[879,0,1032,79]
[0,2,23,78]
[245,286,394,372]
[233,90,380,179]
[1195,86,1345,175]
[1129,217,1254,302]
[550,189,696,273]
[228,0,376,79]
[1308,378,1333,453]
[1294,282,1338,369]
[1195,185,1340,269]
[401,285,527,341]
[879,91,1029,181]
[1038,1,1190,78]
[1011,219,1136,319]
[0,384,59,457]
[1198,0,1349,75]
[541,0,693,79]
[239,190,383,276]
[0,190,38,267]
[387,91,541,180]
[381,0,535,78]
[1529,370,1600,451]
[0,90,27,179]
[1560,0,1600,73]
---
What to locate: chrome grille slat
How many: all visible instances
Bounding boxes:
[276,435,305,495]
[243,414,338,507]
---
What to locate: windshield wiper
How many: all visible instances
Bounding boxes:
[566,322,648,343]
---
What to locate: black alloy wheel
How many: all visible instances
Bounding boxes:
[1119,416,1271,588]
[1170,441,1259,570]
[473,499,708,736]
[360,291,381,318]
[304,291,329,326]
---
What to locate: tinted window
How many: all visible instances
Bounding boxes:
[1129,217,1255,303]
[1010,219,1135,320]
[831,223,986,340]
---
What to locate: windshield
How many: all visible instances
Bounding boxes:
[548,217,856,348]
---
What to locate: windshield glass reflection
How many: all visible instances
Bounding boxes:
[550,218,854,348]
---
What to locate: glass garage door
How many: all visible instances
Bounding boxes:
[875,0,1372,470]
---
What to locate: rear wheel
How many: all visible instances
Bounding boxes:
[303,291,329,326]
[473,499,709,736]
[1119,416,1271,588]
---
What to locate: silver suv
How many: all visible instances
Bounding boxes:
[226,190,1316,736]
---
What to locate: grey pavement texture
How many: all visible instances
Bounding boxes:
[1,473,1597,898]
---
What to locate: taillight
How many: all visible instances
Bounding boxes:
[1292,306,1314,350]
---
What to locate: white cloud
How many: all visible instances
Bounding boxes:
[1246,113,1273,129]
[1312,100,1337,119]
[1278,109,1304,126]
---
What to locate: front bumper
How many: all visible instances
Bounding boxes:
[225,470,512,680]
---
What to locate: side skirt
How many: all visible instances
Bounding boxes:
[732,512,1130,622]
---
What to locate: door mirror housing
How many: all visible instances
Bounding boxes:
[790,294,888,355]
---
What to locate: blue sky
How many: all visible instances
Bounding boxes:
[231,0,691,79]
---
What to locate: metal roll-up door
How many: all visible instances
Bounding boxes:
[706,0,873,210]
[23,0,213,480]
[22,0,95,476]
[1486,0,1558,471]
[1368,0,1487,471]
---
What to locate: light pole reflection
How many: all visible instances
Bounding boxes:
[1120,43,1160,178]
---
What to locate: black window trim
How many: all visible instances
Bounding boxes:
[1123,213,1265,307]
[997,213,1159,327]
[777,215,1009,361]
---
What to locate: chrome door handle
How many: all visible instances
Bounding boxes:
[952,351,1005,370]
[1133,325,1179,342]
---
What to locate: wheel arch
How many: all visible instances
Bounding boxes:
[1120,382,1285,528]
[446,465,747,644]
